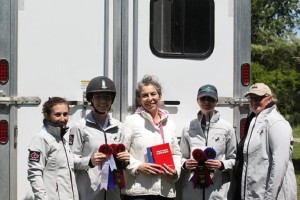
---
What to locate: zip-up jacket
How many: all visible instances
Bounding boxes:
[70,112,122,200]
[179,111,236,200]
[241,105,297,200]
[120,107,182,198]
[27,121,79,200]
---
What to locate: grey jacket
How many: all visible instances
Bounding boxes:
[70,112,122,200]
[27,121,79,200]
[179,111,236,200]
[241,105,297,200]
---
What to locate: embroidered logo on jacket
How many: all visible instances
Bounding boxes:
[29,151,41,162]
[69,135,74,145]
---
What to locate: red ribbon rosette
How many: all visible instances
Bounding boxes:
[192,149,206,163]
[112,144,127,170]
[112,144,126,156]
[110,143,126,189]
[98,143,127,189]
[110,144,117,155]
[99,144,112,157]
[192,148,214,189]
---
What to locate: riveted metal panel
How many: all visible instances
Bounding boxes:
[0,0,18,199]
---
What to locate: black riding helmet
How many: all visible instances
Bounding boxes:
[86,76,116,103]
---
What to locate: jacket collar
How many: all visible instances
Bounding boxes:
[43,119,68,139]
[256,104,277,122]
[135,106,169,125]
[197,110,220,124]
[84,111,120,130]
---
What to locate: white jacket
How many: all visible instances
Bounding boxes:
[120,107,182,198]
[27,121,79,200]
[241,105,297,200]
[178,111,236,200]
[70,112,122,200]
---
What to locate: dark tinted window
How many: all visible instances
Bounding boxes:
[150,0,214,59]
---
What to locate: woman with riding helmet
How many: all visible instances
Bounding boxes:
[70,76,130,200]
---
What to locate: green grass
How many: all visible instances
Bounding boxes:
[292,126,300,199]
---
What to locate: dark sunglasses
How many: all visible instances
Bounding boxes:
[247,95,268,102]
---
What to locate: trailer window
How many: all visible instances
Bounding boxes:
[150,0,214,59]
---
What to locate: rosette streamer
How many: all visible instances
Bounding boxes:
[191,147,216,189]
[98,144,126,190]
[111,144,126,189]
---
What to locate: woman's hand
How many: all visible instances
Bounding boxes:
[162,164,177,177]
[116,150,130,164]
[184,158,198,170]
[138,163,162,175]
[205,159,222,170]
[90,152,107,167]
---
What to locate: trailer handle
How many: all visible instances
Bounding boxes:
[217,97,249,106]
[0,96,41,106]
[163,101,180,105]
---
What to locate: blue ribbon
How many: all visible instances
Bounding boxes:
[107,167,115,190]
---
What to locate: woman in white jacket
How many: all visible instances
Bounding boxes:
[240,83,297,200]
[120,75,182,200]
[178,84,236,200]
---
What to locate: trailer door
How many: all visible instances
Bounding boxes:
[17,1,107,199]
[128,0,235,136]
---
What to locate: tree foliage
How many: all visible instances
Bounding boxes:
[251,0,300,125]
[251,0,300,43]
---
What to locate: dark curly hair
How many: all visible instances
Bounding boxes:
[42,97,69,116]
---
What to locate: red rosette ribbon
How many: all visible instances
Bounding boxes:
[191,148,214,189]
[110,144,117,148]
[110,143,126,189]
[110,144,117,155]
[113,144,126,156]
[112,143,127,170]
[192,149,206,163]
[98,144,112,157]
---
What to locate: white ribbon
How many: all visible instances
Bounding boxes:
[99,162,109,190]
[99,154,117,190]
[89,166,102,191]
[109,154,117,171]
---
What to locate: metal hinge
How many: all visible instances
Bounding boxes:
[0,96,41,106]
